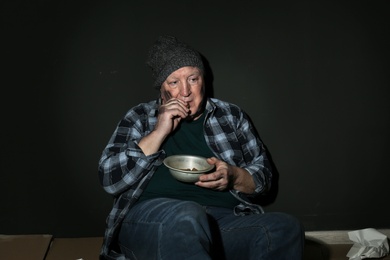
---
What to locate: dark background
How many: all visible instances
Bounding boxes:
[2,0,389,238]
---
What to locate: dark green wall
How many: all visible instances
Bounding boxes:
[2,0,389,237]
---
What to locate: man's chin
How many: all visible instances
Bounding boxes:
[184,115,195,121]
[185,103,205,121]
[185,111,203,121]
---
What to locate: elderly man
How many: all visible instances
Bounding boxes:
[98,35,304,259]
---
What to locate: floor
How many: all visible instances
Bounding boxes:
[304,239,390,260]
[45,237,390,260]
[1,234,389,259]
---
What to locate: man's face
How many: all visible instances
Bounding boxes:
[161,66,204,119]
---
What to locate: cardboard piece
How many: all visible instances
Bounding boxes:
[45,237,103,260]
[0,234,53,260]
[2,233,388,260]
[304,240,390,260]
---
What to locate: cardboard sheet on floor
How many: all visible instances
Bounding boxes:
[304,241,390,260]
[45,237,103,260]
[0,234,53,260]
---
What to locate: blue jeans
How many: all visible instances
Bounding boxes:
[118,198,304,259]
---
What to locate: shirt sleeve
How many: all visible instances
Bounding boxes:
[98,105,164,196]
[236,110,273,196]
[205,100,273,197]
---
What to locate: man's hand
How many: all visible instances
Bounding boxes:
[138,91,189,156]
[154,90,190,137]
[195,157,232,191]
[195,157,256,194]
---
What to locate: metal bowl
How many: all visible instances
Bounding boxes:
[163,155,214,183]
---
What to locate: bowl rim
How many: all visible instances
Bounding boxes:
[163,155,214,173]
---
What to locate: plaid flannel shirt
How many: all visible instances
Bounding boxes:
[98,98,272,259]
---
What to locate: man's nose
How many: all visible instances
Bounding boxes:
[180,82,191,97]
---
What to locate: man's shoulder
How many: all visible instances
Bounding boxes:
[124,100,158,119]
[130,100,158,111]
[209,98,243,115]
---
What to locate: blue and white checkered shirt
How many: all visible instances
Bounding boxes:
[98,98,272,259]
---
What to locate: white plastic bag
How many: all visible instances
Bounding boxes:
[347,228,389,260]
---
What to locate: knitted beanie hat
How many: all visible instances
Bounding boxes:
[146,35,204,88]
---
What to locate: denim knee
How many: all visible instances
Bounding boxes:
[272,212,305,254]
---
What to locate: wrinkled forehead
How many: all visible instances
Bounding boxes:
[165,66,203,80]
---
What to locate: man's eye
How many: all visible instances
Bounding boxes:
[169,81,178,87]
[189,77,198,83]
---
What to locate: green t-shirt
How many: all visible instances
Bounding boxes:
[138,113,239,208]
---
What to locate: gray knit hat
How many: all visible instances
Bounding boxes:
[146,35,204,88]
